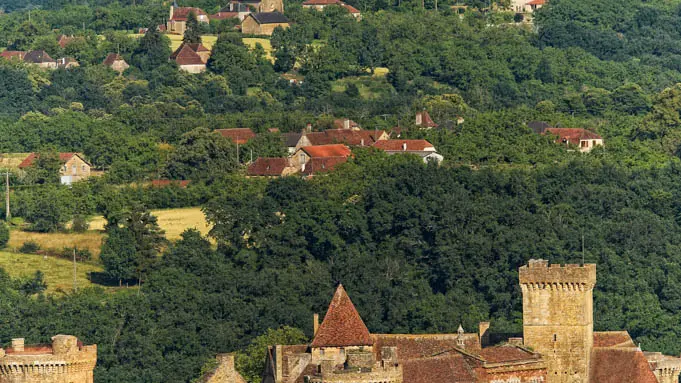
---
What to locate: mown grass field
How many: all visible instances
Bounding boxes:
[243,37,273,61]
[8,231,104,258]
[0,251,104,294]
[90,207,211,240]
[8,207,210,260]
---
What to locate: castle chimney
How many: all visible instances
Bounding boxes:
[11,338,24,352]
[479,322,490,347]
[313,313,320,336]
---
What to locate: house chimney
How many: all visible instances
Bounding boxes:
[306,123,312,133]
[402,142,407,151]
[479,322,490,347]
[415,112,422,126]
[169,4,174,20]
[360,138,365,146]
[343,119,350,130]
[11,338,24,352]
[313,313,320,336]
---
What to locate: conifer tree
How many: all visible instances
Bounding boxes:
[183,11,202,44]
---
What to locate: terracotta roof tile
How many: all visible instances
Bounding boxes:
[102,53,126,66]
[416,110,438,128]
[544,128,602,145]
[310,284,373,348]
[302,157,348,175]
[19,153,81,168]
[373,139,435,152]
[301,144,351,158]
[247,157,290,176]
[593,331,635,348]
[478,344,539,363]
[341,3,360,13]
[214,128,256,144]
[402,353,477,383]
[589,348,658,383]
[170,44,205,66]
[170,6,208,21]
[526,0,545,4]
[373,334,481,360]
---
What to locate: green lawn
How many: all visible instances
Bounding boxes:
[0,251,105,294]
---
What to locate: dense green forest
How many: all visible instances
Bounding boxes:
[2,0,681,381]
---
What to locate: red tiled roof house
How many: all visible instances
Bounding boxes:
[167,6,209,35]
[291,144,352,175]
[19,153,91,185]
[373,139,444,164]
[170,42,211,73]
[544,128,603,153]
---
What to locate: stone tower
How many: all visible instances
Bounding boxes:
[0,335,97,383]
[519,259,596,383]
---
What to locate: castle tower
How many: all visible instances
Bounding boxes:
[519,259,596,383]
[0,335,97,383]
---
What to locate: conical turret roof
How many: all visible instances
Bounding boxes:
[310,284,373,348]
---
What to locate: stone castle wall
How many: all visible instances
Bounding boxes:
[519,260,596,383]
[0,336,96,383]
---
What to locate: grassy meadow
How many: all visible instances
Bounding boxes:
[0,251,104,294]
[89,207,211,240]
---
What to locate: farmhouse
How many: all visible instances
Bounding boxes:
[241,12,290,36]
[19,152,92,185]
[291,144,351,175]
[102,53,129,73]
[302,0,361,17]
[23,50,57,69]
[247,157,296,177]
[373,139,444,164]
[544,127,604,153]
[167,5,209,35]
[170,42,211,73]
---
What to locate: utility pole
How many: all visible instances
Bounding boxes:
[3,170,9,222]
[72,248,77,292]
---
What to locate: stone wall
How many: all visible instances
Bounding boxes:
[201,354,246,383]
[519,260,596,383]
[0,335,97,383]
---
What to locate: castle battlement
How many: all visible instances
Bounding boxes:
[0,335,96,383]
[519,259,596,289]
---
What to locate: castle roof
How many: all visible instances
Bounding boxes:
[310,284,373,348]
[593,331,635,348]
[589,348,658,383]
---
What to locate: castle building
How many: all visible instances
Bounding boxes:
[0,335,97,383]
[263,260,681,383]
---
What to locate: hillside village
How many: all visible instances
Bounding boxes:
[0,0,681,382]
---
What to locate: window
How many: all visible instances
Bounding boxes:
[581,141,588,148]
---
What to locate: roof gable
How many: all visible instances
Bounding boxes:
[310,284,373,348]
[300,144,351,158]
[170,44,206,65]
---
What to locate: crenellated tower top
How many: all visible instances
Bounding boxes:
[519,259,596,291]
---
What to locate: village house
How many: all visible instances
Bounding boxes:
[23,50,57,69]
[289,128,388,151]
[18,152,92,185]
[103,53,130,73]
[373,139,444,164]
[196,354,246,383]
[247,157,297,177]
[511,0,545,13]
[211,2,252,21]
[56,57,79,69]
[544,127,604,153]
[415,110,438,129]
[241,11,290,35]
[301,0,361,18]
[263,260,681,383]
[291,144,352,175]
[170,42,211,73]
[215,128,257,145]
[167,5,210,35]
[0,51,25,61]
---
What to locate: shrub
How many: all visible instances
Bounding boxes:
[71,215,90,233]
[19,241,40,254]
[0,223,8,249]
